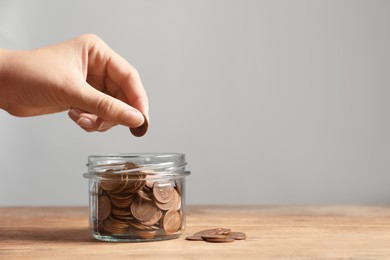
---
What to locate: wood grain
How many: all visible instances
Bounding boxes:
[0,205,390,259]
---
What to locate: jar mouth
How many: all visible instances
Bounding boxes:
[84,153,189,179]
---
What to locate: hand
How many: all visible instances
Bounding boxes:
[0,34,149,133]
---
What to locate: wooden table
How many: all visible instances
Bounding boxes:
[1,205,390,259]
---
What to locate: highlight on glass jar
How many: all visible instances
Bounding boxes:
[83,153,190,242]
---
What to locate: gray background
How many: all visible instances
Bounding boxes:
[0,0,389,206]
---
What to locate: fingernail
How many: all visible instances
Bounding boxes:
[121,109,144,127]
[68,109,80,120]
[77,117,94,129]
[97,121,113,131]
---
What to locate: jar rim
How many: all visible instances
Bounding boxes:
[84,153,189,179]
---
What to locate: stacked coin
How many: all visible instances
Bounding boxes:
[186,228,247,243]
[92,163,183,239]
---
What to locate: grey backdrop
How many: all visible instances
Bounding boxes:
[0,0,389,205]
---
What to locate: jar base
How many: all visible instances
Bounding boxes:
[92,233,181,243]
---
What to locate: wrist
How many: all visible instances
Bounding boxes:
[0,49,14,110]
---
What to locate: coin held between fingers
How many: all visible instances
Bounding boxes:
[121,109,144,127]
[130,113,149,137]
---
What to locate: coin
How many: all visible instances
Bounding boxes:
[137,188,153,201]
[110,174,128,194]
[128,219,155,230]
[201,234,228,240]
[162,210,181,234]
[153,181,174,204]
[205,237,235,243]
[130,113,148,137]
[93,162,184,239]
[139,208,163,226]
[194,228,228,236]
[133,230,157,239]
[185,235,204,241]
[155,188,181,211]
[186,228,247,243]
[100,174,123,191]
[101,217,129,234]
[130,197,159,223]
[108,193,135,208]
[111,207,131,217]
[227,231,247,240]
[215,228,231,235]
[97,195,111,221]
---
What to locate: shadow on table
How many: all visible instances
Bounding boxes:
[0,227,97,243]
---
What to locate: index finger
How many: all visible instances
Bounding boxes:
[87,36,149,118]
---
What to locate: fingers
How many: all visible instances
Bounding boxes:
[72,82,145,129]
[68,108,117,132]
[67,34,149,133]
[84,34,149,117]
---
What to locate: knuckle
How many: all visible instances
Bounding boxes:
[121,67,141,88]
[95,96,117,118]
[78,33,102,43]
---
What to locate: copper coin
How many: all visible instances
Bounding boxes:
[201,234,227,240]
[100,175,123,191]
[130,114,148,137]
[102,217,129,235]
[185,235,204,241]
[110,175,129,194]
[130,197,159,223]
[227,231,247,240]
[143,172,156,188]
[111,207,131,217]
[121,179,145,193]
[97,195,111,221]
[194,228,228,236]
[124,162,138,169]
[133,230,157,239]
[215,228,231,235]
[108,193,135,208]
[139,208,163,226]
[128,220,154,230]
[162,210,181,234]
[138,189,153,201]
[153,181,174,204]
[205,237,235,243]
[155,188,181,211]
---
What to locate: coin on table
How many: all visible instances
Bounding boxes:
[162,210,181,234]
[185,235,204,241]
[153,181,174,204]
[130,114,149,137]
[194,228,229,236]
[97,195,111,221]
[201,234,235,243]
[201,234,228,240]
[205,237,235,243]
[227,231,247,240]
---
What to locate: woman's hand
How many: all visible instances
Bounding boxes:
[0,34,149,134]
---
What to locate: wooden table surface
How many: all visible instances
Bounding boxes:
[0,205,390,259]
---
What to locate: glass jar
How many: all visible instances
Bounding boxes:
[83,153,190,242]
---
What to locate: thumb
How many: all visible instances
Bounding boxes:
[74,84,145,128]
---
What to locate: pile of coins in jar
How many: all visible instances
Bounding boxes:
[92,163,183,240]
